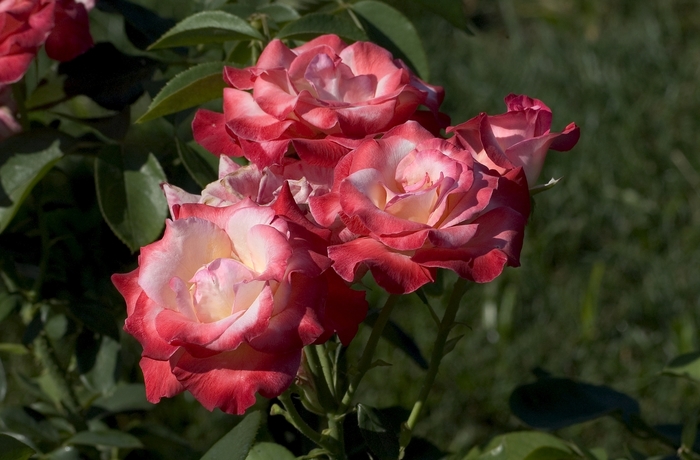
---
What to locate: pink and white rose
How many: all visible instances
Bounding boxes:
[448,94,580,186]
[165,156,334,212]
[309,121,531,294]
[112,198,365,414]
[193,34,448,168]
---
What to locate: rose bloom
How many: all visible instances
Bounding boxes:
[113,197,365,414]
[0,0,54,83]
[309,121,531,294]
[193,34,447,168]
[164,156,333,213]
[44,0,93,62]
[0,0,93,84]
[448,94,580,186]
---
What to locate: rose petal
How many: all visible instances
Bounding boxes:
[138,218,232,309]
[192,109,243,157]
[140,355,185,403]
[171,344,301,414]
[328,237,434,294]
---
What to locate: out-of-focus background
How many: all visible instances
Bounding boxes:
[358,0,700,454]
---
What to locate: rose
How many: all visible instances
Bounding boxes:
[309,121,531,294]
[44,0,93,62]
[0,0,55,84]
[448,94,580,186]
[164,156,334,214]
[0,0,93,84]
[112,198,366,414]
[193,34,448,168]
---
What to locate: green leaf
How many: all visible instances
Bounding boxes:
[523,447,579,460]
[0,406,60,450]
[201,411,262,460]
[0,292,21,323]
[584,448,607,460]
[682,412,698,451]
[95,146,168,252]
[137,62,227,123]
[275,12,368,42]
[663,352,700,382]
[357,404,400,460]
[46,446,80,460]
[0,343,29,355]
[257,4,300,24]
[0,136,64,233]
[245,442,295,460]
[79,336,121,394]
[93,383,153,413]
[509,377,640,430]
[351,1,430,80]
[67,430,143,449]
[443,334,465,357]
[177,138,218,188]
[100,0,177,51]
[476,432,571,460]
[0,434,35,460]
[148,11,264,49]
[24,75,67,110]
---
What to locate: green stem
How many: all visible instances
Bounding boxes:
[304,345,336,411]
[400,278,469,452]
[277,392,345,458]
[327,413,346,460]
[277,392,325,446]
[315,344,337,399]
[338,294,400,413]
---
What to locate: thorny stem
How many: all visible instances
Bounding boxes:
[400,277,469,454]
[338,294,400,413]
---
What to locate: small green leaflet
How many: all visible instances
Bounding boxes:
[148,11,264,49]
[137,62,227,123]
[276,12,368,42]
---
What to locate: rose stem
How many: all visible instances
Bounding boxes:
[304,345,336,410]
[338,294,400,413]
[276,391,343,458]
[314,344,337,399]
[400,277,469,454]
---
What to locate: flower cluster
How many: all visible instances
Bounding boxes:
[0,0,94,140]
[114,34,579,415]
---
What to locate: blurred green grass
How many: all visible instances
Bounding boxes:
[355,0,700,455]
